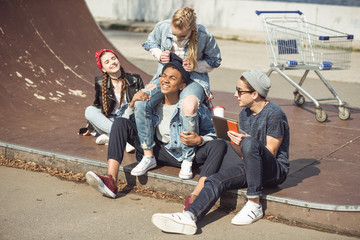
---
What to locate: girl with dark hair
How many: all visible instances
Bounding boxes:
[84,49,145,147]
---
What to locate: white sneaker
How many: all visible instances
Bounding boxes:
[130,156,157,176]
[231,201,263,225]
[179,160,193,179]
[95,134,109,145]
[151,212,197,235]
[125,143,135,153]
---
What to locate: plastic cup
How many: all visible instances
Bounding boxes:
[213,106,225,117]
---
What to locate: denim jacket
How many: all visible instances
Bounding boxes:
[142,19,222,100]
[152,102,216,161]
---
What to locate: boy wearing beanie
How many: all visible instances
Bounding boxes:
[152,70,290,235]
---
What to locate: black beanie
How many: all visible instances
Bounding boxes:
[162,53,190,83]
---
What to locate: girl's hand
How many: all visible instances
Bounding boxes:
[180,131,202,146]
[182,59,192,72]
[160,51,170,64]
[82,129,91,136]
[129,91,150,109]
[227,131,248,146]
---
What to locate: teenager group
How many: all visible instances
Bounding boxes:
[83,6,290,235]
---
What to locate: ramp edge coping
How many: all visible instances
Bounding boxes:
[0,141,358,212]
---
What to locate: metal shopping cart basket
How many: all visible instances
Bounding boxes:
[256,10,354,122]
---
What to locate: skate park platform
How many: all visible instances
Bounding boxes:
[0,0,359,236]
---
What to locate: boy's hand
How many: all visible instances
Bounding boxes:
[180,131,202,146]
[129,91,150,109]
[227,131,248,146]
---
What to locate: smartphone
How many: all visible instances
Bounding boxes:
[227,120,238,144]
[227,120,239,133]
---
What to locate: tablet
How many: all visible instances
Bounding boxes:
[212,115,239,141]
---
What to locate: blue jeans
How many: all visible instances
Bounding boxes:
[85,106,116,135]
[187,139,287,221]
[133,78,205,151]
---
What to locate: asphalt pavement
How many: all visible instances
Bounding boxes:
[1,166,358,240]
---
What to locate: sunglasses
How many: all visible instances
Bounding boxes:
[236,87,254,95]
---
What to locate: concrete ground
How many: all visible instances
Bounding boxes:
[1,166,358,240]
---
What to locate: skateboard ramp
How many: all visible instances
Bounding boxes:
[0,0,151,153]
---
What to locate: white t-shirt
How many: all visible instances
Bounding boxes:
[155,103,177,143]
[112,92,127,115]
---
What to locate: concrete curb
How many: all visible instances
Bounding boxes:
[1,141,359,236]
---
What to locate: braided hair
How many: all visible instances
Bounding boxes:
[99,51,127,117]
[117,66,127,109]
[171,7,198,71]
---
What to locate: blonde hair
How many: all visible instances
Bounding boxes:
[172,7,198,71]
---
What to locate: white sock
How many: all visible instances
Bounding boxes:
[143,156,155,161]
[183,211,196,221]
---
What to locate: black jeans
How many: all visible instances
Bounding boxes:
[107,117,227,177]
[187,138,288,221]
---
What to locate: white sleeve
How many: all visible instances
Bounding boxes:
[149,48,163,61]
[198,135,215,146]
[122,107,134,119]
[195,60,214,73]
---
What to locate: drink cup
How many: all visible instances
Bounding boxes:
[213,106,225,117]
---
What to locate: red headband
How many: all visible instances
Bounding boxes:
[94,49,118,70]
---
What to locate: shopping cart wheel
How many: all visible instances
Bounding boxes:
[294,93,305,106]
[338,106,350,120]
[315,108,328,122]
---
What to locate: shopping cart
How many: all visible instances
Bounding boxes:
[256,10,353,122]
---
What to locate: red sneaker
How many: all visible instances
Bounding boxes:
[184,194,197,211]
[86,171,117,198]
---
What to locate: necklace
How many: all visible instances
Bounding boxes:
[110,76,121,81]
[263,100,268,109]
[260,100,268,112]
[252,100,268,115]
